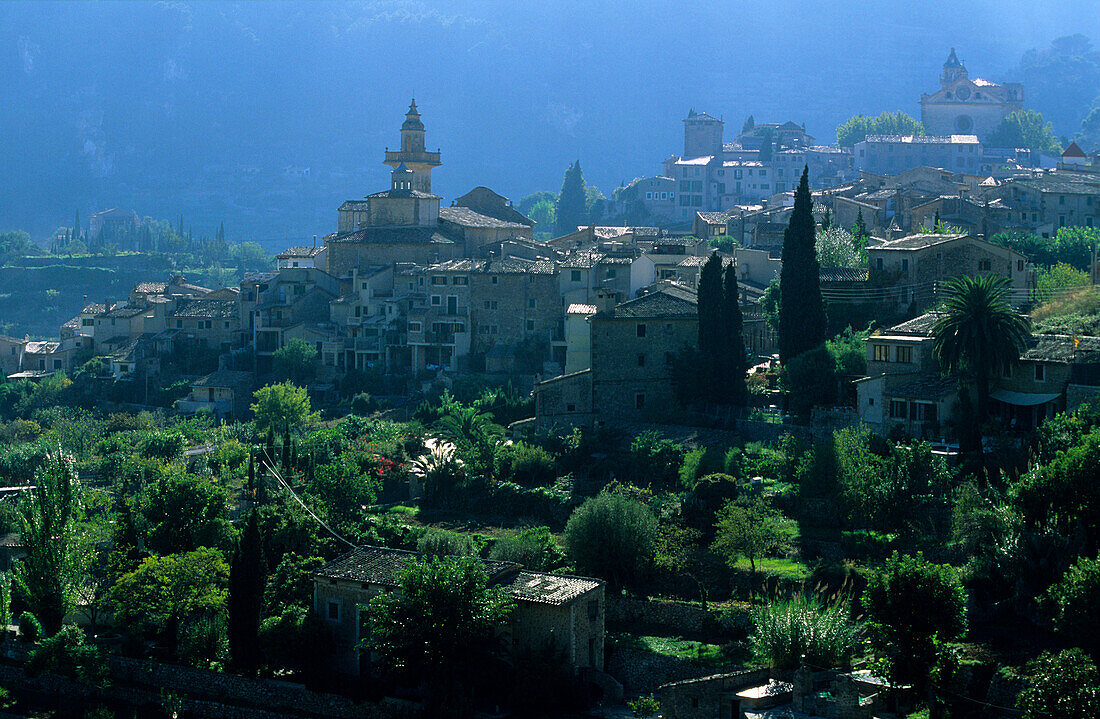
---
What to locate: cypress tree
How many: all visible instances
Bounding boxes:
[73,210,81,243]
[853,207,868,241]
[228,511,265,673]
[555,161,588,237]
[779,167,827,364]
[722,262,748,406]
[697,252,724,400]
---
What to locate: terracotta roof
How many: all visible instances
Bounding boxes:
[561,252,602,269]
[429,257,556,274]
[886,312,946,336]
[1022,334,1100,363]
[134,282,168,294]
[364,188,440,200]
[276,246,325,259]
[191,369,253,388]
[567,303,598,315]
[497,570,602,606]
[171,299,237,319]
[325,227,456,245]
[606,284,698,319]
[870,233,969,251]
[439,206,530,229]
[819,267,869,282]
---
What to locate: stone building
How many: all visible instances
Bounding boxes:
[276,246,327,270]
[310,545,605,676]
[866,233,1031,310]
[853,134,982,174]
[920,48,1024,138]
[167,299,240,354]
[176,369,254,420]
[534,284,699,427]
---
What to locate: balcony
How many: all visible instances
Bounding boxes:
[384,150,441,166]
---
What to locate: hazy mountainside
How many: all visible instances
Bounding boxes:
[1,1,1096,248]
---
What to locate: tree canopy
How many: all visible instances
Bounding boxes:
[987,110,1063,154]
[564,492,658,592]
[555,161,587,237]
[251,382,317,432]
[836,111,925,147]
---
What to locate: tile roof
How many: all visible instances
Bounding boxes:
[191,369,253,388]
[561,252,602,269]
[870,233,968,251]
[313,546,600,606]
[1023,334,1100,363]
[134,282,168,294]
[1002,173,1100,195]
[886,312,946,336]
[101,304,148,319]
[497,571,602,606]
[276,246,325,259]
[677,255,709,268]
[606,284,698,319]
[243,272,279,284]
[819,267,869,282]
[567,303,598,315]
[439,206,530,229]
[80,303,106,314]
[696,211,735,223]
[325,227,456,245]
[429,257,557,275]
[171,299,237,319]
[364,188,441,200]
[862,134,979,144]
[887,375,957,401]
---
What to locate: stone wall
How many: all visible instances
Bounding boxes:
[659,667,771,719]
[606,596,710,635]
[0,656,419,719]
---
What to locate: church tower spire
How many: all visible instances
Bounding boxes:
[941,47,968,86]
[384,98,441,193]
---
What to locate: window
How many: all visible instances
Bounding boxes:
[1059,195,1066,205]
[491,276,498,284]
[978,259,991,271]
[646,192,652,199]
[571,270,582,282]
[588,601,599,621]
[606,268,617,278]
[889,399,907,419]
[1017,260,1024,272]
[876,258,883,271]
[1034,363,1045,382]
[635,393,646,410]
[637,354,646,367]
[431,276,447,285]
[912,402,937,422]
[526,319,534,331]
[567,403,576,412]
[453,276,468,285]
[430,295,441,306]
[896,346,912,363]
[176,319,183,329]
[82,318,93,327]
[408,322,422,332]
[527,298,537,309]
[327,600,340,621]
[873,344,889,362]
[636,323,646,338]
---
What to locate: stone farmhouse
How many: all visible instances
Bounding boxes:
[310,545,605,677]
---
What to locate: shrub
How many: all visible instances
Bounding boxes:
[139,430,186,462]
[351,392,377,416]
[416,528,478,557]
[564,492,658,591]
[504,442,557,487]
[25,624,108,686]
[1045,556,1100,654]
[18,611,41,642]
[628,694,660,718]
[750,595,863,670]
[1017,649,1100,719]
[488,527,563,571]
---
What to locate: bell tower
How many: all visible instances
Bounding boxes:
[941,48,968,87]
[384,99,442,194]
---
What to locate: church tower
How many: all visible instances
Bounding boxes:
[384,99,442,194]
[940,48,968,87]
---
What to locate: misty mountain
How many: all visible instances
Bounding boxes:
[1,1,1097,248]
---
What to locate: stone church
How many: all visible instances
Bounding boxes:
[920,48,1024,139]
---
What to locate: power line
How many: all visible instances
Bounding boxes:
[258,455,356,550]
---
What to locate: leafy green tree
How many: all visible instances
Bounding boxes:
[988,109,1063,154]
[1045,556,1100,655]
[779,167,827,364]
[251,382,317,432]
[366,556,514,715]
[932,274,1030,421]
[139,430,186,462]
[1078,105,1100,153]
[816,227,865,268]
[229,511,265,673]
[555,161,588,237]
[263,553,325,616]
[229,241,274,272]
[143,472,235,555]
[15,450,81,635]
[0,230,38,265]
[272,338,318,385]
[711,494,787,575]
[761,277,781,332]
[836,111,925,147]
[109,548,229,649]
[1017,649,1100,719]
[1034,262,1091,303]
[627,430,685,488]
[564,492,658,592]
[861,552,967,690]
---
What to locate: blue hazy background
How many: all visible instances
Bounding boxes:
[1,0,1098,247]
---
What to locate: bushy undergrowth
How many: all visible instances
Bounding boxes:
[750,595,863,670]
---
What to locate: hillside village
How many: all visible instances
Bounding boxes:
[0,47,1100,719]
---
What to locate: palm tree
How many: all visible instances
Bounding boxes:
[932,274,1031,423]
